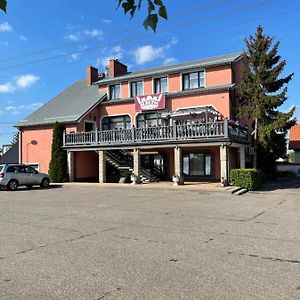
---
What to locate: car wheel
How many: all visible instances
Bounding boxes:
[7,180,18,191]
[26,185,33,189]
[40,178,50,189]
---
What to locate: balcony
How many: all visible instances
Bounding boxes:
[63,119,248,149]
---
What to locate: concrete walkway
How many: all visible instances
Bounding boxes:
[62,181,224,191]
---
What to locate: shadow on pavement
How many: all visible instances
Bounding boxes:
[259,177,300,192]
[0,184,63,192]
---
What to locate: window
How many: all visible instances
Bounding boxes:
[84,121,96,132]
[183,71,205,90]
[6,166,17,173]
[25,166,38,174]
[102,115,131,130]
[28,164,40,172]
[130,81,143,97]
[154,77,168,93]
[109,84,121,99]
[183,153,212,177]
[136,112,166,128]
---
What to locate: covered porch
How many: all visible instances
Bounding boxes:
[66,142,247,185]
[64,106,249,185]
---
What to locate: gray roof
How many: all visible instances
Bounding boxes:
[0,141,19,164]
[16,81,105,127]
[94,52,243,84]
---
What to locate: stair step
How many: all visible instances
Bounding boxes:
[234,188,248,195]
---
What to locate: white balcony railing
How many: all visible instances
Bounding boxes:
[63,120,248,147]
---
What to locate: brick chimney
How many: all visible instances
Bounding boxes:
[86,66,98,86]
[108,59,128,78]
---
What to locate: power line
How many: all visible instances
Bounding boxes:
[0,0,237,64]
[0,132,16,136]
[0,0,281,73]
[0,5,297,82]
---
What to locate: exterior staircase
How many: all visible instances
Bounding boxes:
[106,150,160,183]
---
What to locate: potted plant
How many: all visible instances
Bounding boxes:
[130,173,139,185]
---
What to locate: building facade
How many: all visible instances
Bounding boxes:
[17,52,250,184]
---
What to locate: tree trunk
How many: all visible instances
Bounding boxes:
[253,118,258,169]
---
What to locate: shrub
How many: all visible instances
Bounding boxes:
[230,168,263,191]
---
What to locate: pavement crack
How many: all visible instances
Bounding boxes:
[247,210,267,221]
[114,235,165,244]
[66,232,98,243]
[228,251,300,265]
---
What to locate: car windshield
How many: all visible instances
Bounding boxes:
[0,165,3,173]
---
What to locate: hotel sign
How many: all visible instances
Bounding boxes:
[135,93,165,111]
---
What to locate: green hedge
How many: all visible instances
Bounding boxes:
[230,168,263,191]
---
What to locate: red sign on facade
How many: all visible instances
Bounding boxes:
[135,93,165,112]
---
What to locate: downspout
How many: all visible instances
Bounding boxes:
[18,128,22,163]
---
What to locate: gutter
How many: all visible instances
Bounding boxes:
[100,84,235,106]
[93,54,243,85]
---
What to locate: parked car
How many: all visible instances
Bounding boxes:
[0,164,50,191]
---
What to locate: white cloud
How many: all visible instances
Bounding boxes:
[101,19,112,24]
[0,74,39,94]
[133,37,178,65]
[18,35,27,42]
[0,22,13,32]
[16,75,39,88]
[96,45,124,68]
[69,52,80,61]
[163,57,178,65]
[84,29,103,39]
[4,102,43,115]
[134,45,165,65]
[65,33,80,42]
[0,41,9,47]
[0,82,16,93]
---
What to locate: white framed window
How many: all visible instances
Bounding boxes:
[109,84,121,99]
[154,77,168,93]
[130,80,143,97]
[182,71,205,90]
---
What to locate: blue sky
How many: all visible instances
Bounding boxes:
[0,0,299,146]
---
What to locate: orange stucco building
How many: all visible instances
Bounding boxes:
[16,52,251,184]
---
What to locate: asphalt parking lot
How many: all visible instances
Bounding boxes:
[0,183,299,299]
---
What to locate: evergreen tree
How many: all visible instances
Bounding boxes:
[11,132,19,145]
[237,25,296,175]
[48,122,69,183]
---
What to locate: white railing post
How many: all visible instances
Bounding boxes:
[95,129,98,144]
[63,130,66,146]
[172,122,177,140]
[224,119,228,138]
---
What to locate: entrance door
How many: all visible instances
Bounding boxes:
[84,121,96,132]
[141,154,166,179]
[183,153,212,181]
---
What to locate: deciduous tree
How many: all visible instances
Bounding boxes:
[117,0,167,32]
[0,0,168,32]
[0,0,6,13]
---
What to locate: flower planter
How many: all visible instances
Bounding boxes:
[172,175,183,186]
[131,174,139,185]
